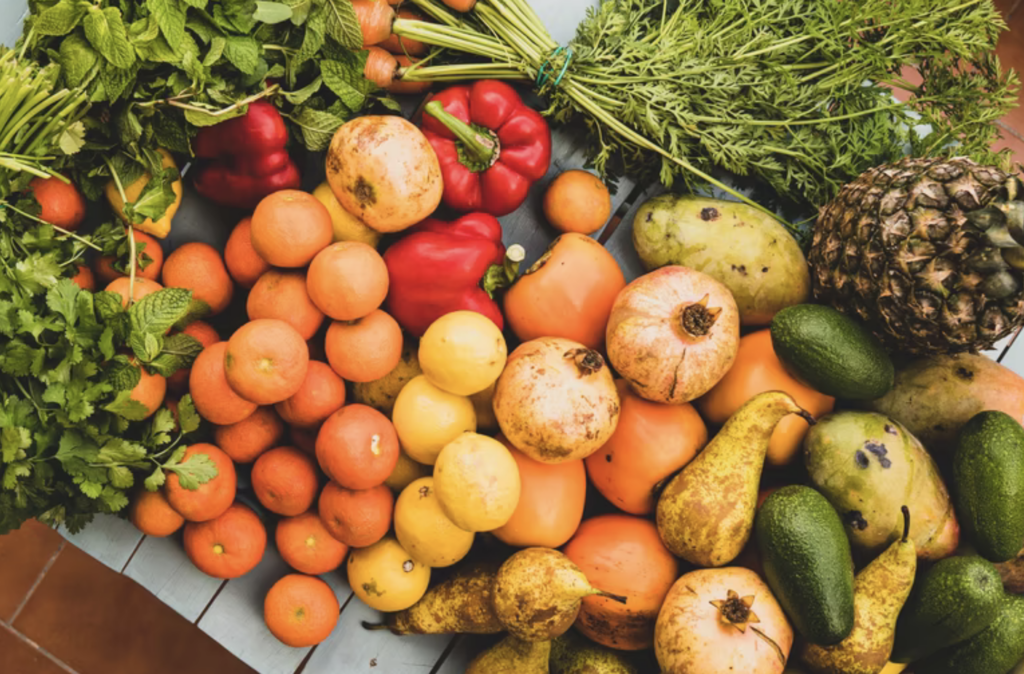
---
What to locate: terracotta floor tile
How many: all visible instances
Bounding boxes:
[13,545,256,674]
[994,128,1024,164]
[0,624,70,674]
[0,520,64,622]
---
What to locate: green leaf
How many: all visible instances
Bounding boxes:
[129,287,193,337]
[117,108,143,146]
[377,95,402,112]
[150,408,176,445]
[134,34,181,63]
[97,438,148,464]
[146,333,203,377]
[59,33,98,88]
[151,113,191,154]
[255,1,293,24]
[103,390,152,421]
[45,279,80,325]
[295,4,324,66]
[124,167,178,224]
[148,0,187,48]
[58,121,87,155]
[108,466,134,490]
[97,63,137,102]
[204,36,227,66]
[106,356,142,391]
[128,15,162,42]
[182,0,208,6]
[177,395,200,434]
[322,0,363,51]
[34,0,88,37]
[144,467,165,491]
[285,0,313,25]
[282,76,322,105]
[216,0,258,33]
[184,105,247,127]
[321,53,372,111]
[1,427,31,463]
[165,449,218,490]
[292,106,347,150]
[223,35,260,75]
[84,7,136,69]
[130,330,164,362]
[94,291,125,322]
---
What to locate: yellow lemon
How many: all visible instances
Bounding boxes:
[313,181,381,248]
[392,375,476,465]
[394,477,474,567]
[351,342,422,416]
[879,664,908,674]
[347,536,430,612]
[434,433,520,532]
[384,450,431,493]
[469,381,498,432]
[419,310,507,396]
[105,148,182,239]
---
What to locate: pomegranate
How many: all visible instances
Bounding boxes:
[493,337,620,463]
[606,266,740,404]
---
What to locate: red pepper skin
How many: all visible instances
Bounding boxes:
[383,213,507,337]
[421,81,551,217]
[192,100,301,209]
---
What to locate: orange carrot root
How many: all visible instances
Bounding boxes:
[352,0,396,47]
[364,46,399,89]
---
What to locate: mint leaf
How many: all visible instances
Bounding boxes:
[125,167,178,224]
[322,53,373,111]
[292,106,347,151]
[255,1,293,23]
[97,62,137,102]
[164,447,218,490]
[216,0,258,33]
[103,390,152,421]
[129,287,193,337]
[84,7,136,70]
[130,331,164,363]
[224,35,260,75]
[182,0,208,6]
[323,0,363,51]
[283,76,322,105]
[285,0,312,25]
[106,356,142,392]
[377,96,402,112]
[177,395,200,434]
[144,467,165,491]
[59,33,98,87]
[134,34,180,63]
[184,105,246,127]
[148,0,187,48]
[146,332,202,377]
[295,4,324,66]
[34,0,88,36]
[204,36,226,66]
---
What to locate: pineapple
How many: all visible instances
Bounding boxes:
[808,157,1024,355]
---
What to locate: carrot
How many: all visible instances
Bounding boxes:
[386,0,401,5]
[352,0,395,47]
[441,0,476,11]
[386,56,433,94]
[364,47,398,90]
[378,8,429,56]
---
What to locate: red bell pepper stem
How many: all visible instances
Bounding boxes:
[481,243,526,297]
[423,100,497,169]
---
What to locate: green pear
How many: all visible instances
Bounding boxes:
[363,562,503,635]
[800,507,917,674]
[467,635,550,674]
[494,548,627,642]
[550,631,638,674]
[656,391,811,566]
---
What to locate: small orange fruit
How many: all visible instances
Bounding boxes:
[324,310,403,384]
[224,216,270,289]
[543,170,612,235]
[251,446,321,517]
[129,364,167,420]
[290,425,319,457]
[189,342,258,425]
[129,489,185,537]
[105,277,163,307]
[71,264,95,291]
[95,229,165,283]
[276,361,346,428]
[184,503,267,579]
[250,190,333,267]
[161,242,234,316]
[213,406,285,464]
[306,242,389,320]
[29,175,86,230]
[167,320,220,392]
[164,443,237,522]
[247,270,324,341]
[276,510,349,575]
[224,319,309,405]
[264,574,340,647]
[316,405,399,490]
[318,481,393,548]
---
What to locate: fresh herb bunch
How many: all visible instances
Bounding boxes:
[0,200,213,534]
[397,0,1019,211]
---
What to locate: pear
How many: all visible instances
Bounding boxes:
[363,562,503,635]
[466,634,551,674]
[550,630,638,674]
[800,507,917,674]
[656,391,811,566]
[494,548,627,642]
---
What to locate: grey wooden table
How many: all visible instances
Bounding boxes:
[4,2,1024,672]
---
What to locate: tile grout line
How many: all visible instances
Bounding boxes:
[193,579,229,625]
[9,540,66,625]
[998,120,1024,143]
[0,619,80,674]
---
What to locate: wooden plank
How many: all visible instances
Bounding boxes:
[998,329,1024,376]
[433,635,501,674]
[603,185,665,283]
[0,7,28,50]
[123,534,224,623]
[59,514,144,572]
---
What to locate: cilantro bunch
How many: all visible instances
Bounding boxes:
[0,200,214,535]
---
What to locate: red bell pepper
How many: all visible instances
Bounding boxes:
[420,80,551,217]
[383,213,524,336]
[192,100,301,210]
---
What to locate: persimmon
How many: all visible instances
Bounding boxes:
[128,364,167,420]
[276,361,346,428]
[543,170,612,235]
[161,242,234,316]
[129,489,184,537]
[276,511,349,575]
[213,406,285,464]
[324,310,402,383]
[105,277,163,307]
[251,446,321,517]
[306,241,389,321]
[164,443,237,522]
[250,190,333,267]
[224,319,310,405]
[224,216,271,288]
[264,574,340,647]
[318,481,393,548]
[184,504,267,579]
[503,233,625,349]
[167,320,219,392]
[189,342,258,425]
[247,269,324,341]
[564,514,681,650]
[585,380,707,515]
[316,404,399,490]
[492,436,586,548]
[28,175,85,230]
[696,330,835,466]
[95,229,165,283]
[71,264,95,291]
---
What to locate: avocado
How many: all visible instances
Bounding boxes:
[755,485,855,645]
[953,411,1024,563]
[770,304,894,400]
[909,594,1024,674]
[891,555,1003,663]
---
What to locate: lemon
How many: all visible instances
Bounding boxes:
[384,450,431,493]
[352,342,422,416]
[434,433,520,532]
[394,477,474,567]
[392,375,476,465]
[313,182,381,248]
[469,381,498,432]
[419,311,507,396]
[347,536,430,612]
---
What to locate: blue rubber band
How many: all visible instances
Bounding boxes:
[537,46,573,88]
